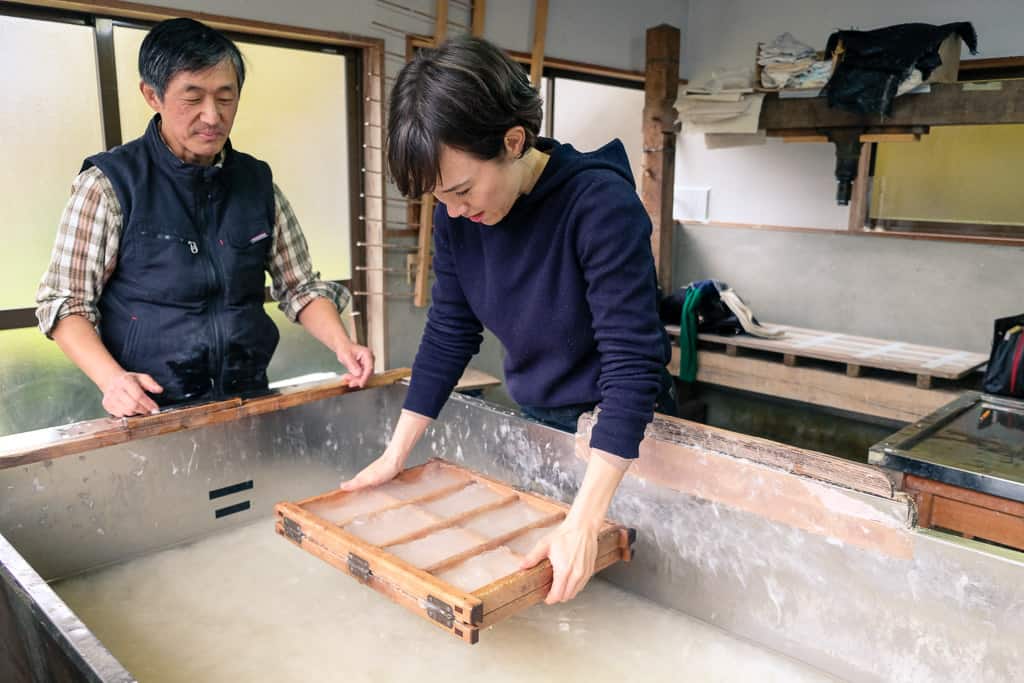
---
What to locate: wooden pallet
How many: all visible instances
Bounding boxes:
[667,324,987,389]
[274,459,633,644]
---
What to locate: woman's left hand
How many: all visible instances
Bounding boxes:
[520,517,600,604]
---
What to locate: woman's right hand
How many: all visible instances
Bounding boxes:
[339,450,404,492]
[338,409,433,492]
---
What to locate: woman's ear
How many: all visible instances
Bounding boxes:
[504,126,527,158]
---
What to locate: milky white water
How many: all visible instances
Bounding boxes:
[52,519,840,683]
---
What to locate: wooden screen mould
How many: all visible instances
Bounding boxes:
[274,459,634,643]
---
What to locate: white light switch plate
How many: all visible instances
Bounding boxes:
[675,186,710,223]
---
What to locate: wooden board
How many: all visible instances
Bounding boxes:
[671,347,963,423]
[454,368,502,392]
[274,459,633,643]
[667,324,987,382]
[0,369,411,469]
[904,474,1024,551]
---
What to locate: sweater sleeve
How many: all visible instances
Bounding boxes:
[574,179,668,459]
[402,206,484,418]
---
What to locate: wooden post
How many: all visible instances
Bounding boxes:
[471,0,486,37]
[434,0,448,44]
[364,44,388,369]
[410,4,450,308]
[847,142,872,231]
[529,0,548,88]
[641,25,680,294]
[414,195,435,307]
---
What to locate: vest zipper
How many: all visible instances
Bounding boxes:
[197,183,225,397]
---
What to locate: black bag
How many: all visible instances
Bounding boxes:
[658,280,744,336]
[981,314,1024,398]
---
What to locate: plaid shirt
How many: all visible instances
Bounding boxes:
[36,164,349,336]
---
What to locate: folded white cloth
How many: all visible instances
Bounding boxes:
[759,32,816,61]
[719,288,785,338]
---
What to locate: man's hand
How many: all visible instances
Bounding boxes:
[101,371,163,417]
[521,518,600,603]
[335,341,374,388]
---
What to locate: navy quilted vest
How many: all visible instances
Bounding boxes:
[85,115,279,405]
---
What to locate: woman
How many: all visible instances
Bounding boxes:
[341,36,675,603]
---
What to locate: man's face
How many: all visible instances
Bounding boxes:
[141,58,240,166]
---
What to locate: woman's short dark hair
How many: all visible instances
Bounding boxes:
[387,36,543,197]
[139,18,246,99]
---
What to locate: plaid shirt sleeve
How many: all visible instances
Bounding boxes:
[35,167,123,337]
[267,183,351,322]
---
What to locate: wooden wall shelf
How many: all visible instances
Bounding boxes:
[759,79,1024,132]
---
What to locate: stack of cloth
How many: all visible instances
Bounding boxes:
[758,33,833,90]
[676,70,764,136]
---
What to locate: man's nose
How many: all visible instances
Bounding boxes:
[199,97,219,125]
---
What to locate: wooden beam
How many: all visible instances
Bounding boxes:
[470,0,485,37]
[414,194,435,307]
[641,24,680,294]
[434,0,448,44]
[529,0,548,88]
[576,413,915,562]
[847,141,872,231]
[408,33,650,84]
[760,80,1024,130]
[9,0,384,49]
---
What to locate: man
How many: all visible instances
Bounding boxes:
[36,18,372,417]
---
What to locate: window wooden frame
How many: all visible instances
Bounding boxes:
[0,0,384,355]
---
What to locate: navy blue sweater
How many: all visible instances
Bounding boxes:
[403,138,670,459]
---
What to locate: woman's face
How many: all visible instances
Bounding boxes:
[433,134,524,226]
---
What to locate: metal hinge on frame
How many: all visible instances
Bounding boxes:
[282,517,304,545]
[348,553,373,583]
[425,595,454,628]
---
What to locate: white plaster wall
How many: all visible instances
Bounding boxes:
[677,0,1024,228]
[673,0,1024,352]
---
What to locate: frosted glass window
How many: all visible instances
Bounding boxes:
[551,78,644,189]
[0,327,104,436]
[113,27,352,281]
[0,15,104,310]
[870,124,1024,230]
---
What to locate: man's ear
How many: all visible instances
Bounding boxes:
[139,80,162,112]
